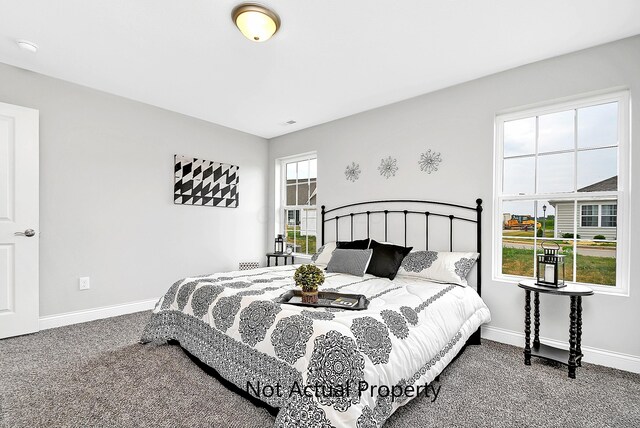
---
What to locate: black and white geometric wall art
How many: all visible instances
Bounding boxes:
[174,155,239,207]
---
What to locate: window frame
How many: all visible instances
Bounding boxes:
[580,204,599,227]
[579,203,618,228]
[277,152,318,257]
[601,204,617,228]
[493,90,630,296]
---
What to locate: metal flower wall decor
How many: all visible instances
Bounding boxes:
[418,149,442,174]
[344,162,361,182]
[378,156,398,179]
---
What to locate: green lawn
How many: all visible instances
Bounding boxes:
[502,246,615,286]
[285,227,317,255]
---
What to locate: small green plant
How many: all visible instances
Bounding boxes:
[562,233,581,239]
[294,264,325,292]
[536,228,543,237]
[593,235,606,240]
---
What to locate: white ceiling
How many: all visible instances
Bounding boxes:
[1,1,639,139]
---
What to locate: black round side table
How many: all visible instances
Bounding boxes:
[266,252,295,267]
[518,279,594,379]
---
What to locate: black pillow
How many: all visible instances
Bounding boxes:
[366,240,413,280]
[336,238,370,250]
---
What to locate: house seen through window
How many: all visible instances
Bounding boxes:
[495,92,628,289]
[282,156,317,255]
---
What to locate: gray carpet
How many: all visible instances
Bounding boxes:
[1,312,638,428]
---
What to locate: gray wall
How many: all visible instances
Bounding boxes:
[268,36,640,358]
[0,62,269,317]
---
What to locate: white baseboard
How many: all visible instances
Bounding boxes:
[39,298,158,331]
[481,325,640,374]
[37,303,640,373]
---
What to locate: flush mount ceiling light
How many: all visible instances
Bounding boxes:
[16,39,38,53]
[232,3,280,42]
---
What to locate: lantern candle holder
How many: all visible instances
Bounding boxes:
[536,242,566,288]
[274,234,285,254]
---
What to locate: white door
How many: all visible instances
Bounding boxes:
[0,102,39,338]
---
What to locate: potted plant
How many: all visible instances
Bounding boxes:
[294,264,325,304]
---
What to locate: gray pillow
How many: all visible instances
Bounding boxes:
[326,249,373,277]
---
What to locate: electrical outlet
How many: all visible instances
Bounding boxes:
[79,277,90,290]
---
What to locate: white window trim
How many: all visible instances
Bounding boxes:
[492,89,630,296]
[580,204,599,228]
[276,152,318,257]
[599,204,617,228]
[580,203,617,228]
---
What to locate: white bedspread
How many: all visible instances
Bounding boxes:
[141,265,491,427]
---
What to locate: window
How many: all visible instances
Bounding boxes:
[601,205,617,228]
[580,204,618,228]
[494,91,629,293]
[580,205,598,227]
[280,154,317,255]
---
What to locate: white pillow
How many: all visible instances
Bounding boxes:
[397,250,479,286]
[310,241,337,267]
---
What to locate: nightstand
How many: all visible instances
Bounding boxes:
[266,252,295,267]
[518,279,594,379]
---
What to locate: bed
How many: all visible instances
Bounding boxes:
[140,199,491,427]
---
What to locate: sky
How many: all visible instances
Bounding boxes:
[286,158,317,180]
[502,101,618,199]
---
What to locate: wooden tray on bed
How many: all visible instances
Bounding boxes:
[277,290,370,310]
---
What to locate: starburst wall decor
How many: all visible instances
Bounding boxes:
[344,162,361,182]
[378,156,398,179]
[418,149,442,174]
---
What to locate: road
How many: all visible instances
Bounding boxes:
[503,241,616,258]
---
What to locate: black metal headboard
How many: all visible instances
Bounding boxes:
[321,199,483,296]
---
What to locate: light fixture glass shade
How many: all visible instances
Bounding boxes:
[233,4,280,42]
[16,39,38,53]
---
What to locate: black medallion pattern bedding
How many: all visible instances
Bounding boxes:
[141,265,491,428]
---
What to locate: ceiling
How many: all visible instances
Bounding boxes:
[0,1,639,139]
